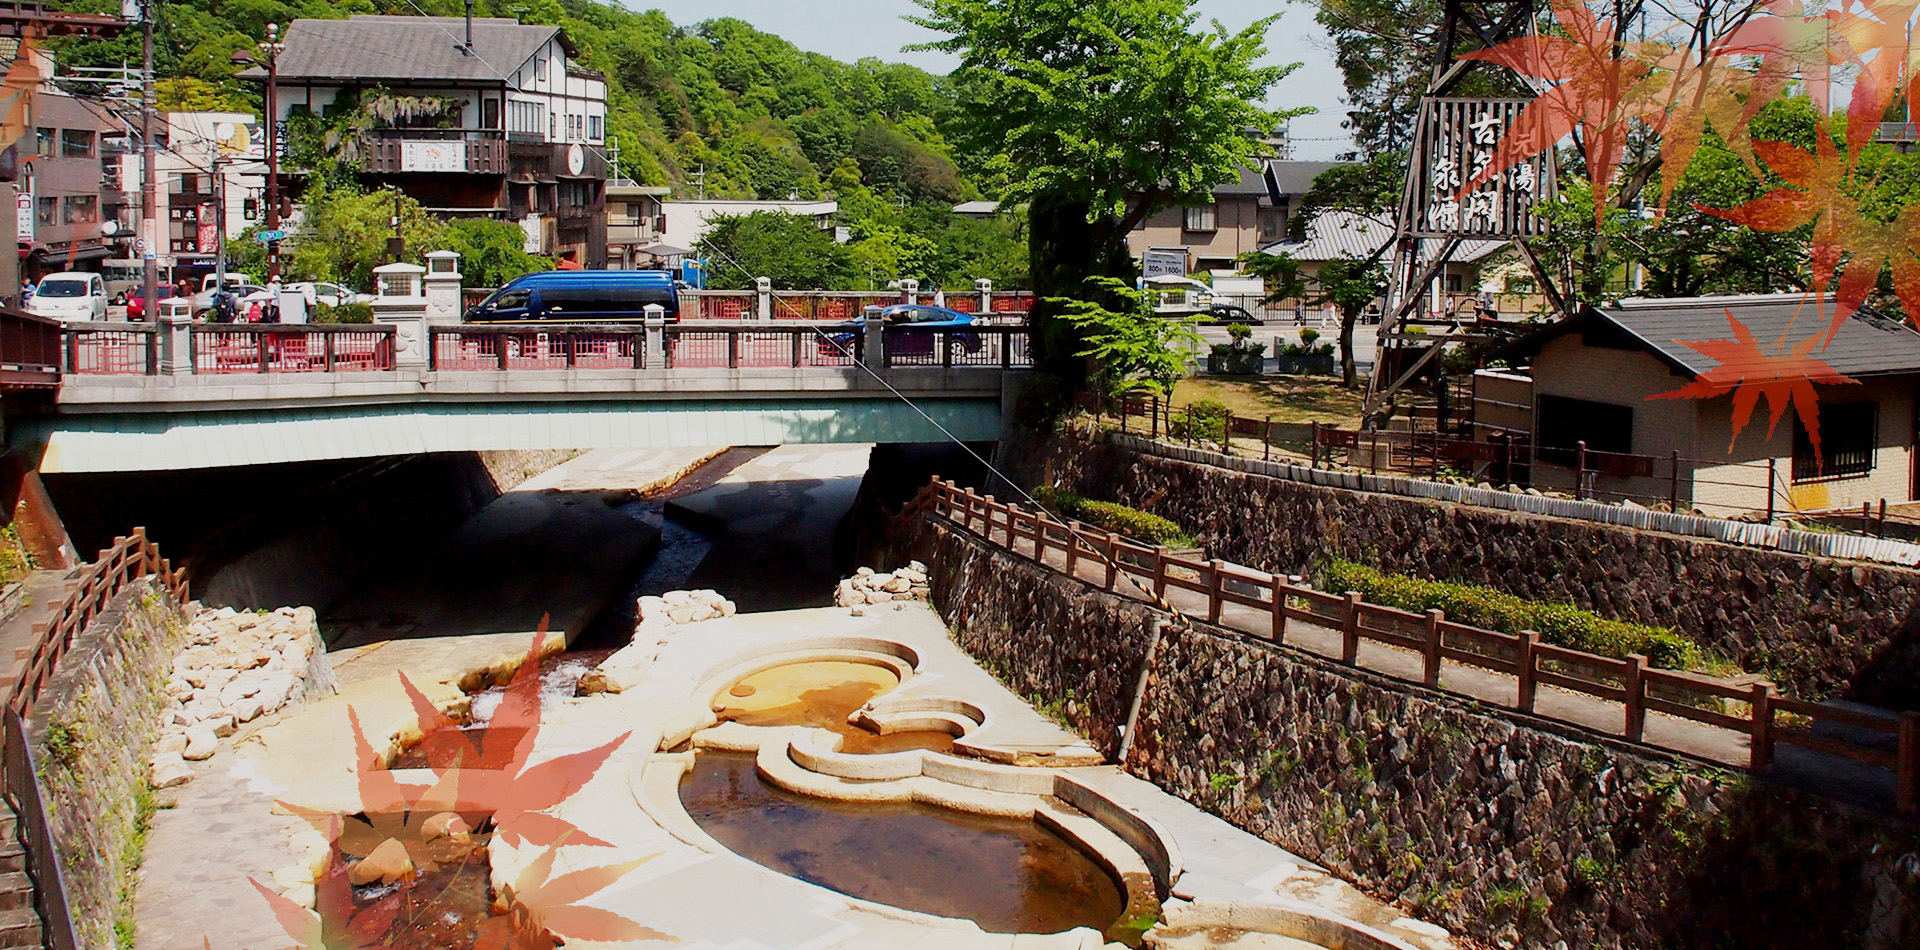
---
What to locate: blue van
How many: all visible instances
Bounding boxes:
[464,270,681,323]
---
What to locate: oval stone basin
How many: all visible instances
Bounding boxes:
[714,660,901,729]
[680,751,1127,938]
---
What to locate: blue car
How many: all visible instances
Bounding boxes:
[820,304,981,360]
[466,270,681,323]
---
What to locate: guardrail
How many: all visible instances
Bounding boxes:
[2,528,189,950]
[190,325,396,374]
[882,327,1031,369]
[430,325,649,371]
[663,325,863,369]
[64,321,156,375]
[0,309,61,386]
[908,478,1920,813]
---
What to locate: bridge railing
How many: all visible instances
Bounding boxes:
[0,309,61,385]
[190,325,396,374]
[882,327,1032,368]
[910,478,1920,815]
[663,324,863,369]
[64,321,157,375]
[430,325,649,370]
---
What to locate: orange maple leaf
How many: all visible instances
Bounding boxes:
[1649,309,1860,464]
[475,846,676,950]
[250,843,407,950]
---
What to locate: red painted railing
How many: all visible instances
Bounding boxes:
[663,325,861,369]
[429,326,646,371]
[190,326,395,374]
[882,327,1032,368]
[64,323,156,375]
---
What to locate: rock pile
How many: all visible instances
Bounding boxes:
[149,606,329,789]
[834,563,932,615]
[579,589,736,696]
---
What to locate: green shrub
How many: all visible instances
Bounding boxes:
[1169,398,1232,442]
[1316,559,1703,669]
[1299,327,1321,347]
[314,301,374,324]
[1030,485,1192,546]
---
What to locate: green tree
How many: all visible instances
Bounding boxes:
[431,218,552,289]
[696,211,847,289]
[243,182,447,290]
[909,0,1302,381]
[1239,250,1382,388]
[1056,277,1201,397]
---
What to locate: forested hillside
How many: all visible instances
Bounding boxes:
[43,0,1027,289]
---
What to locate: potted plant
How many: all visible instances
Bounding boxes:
[1207,323,1267,375]
[1276,328,1337,375]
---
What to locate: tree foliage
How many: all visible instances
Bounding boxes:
[908,0,1304,379]
[1055,276,1201,398]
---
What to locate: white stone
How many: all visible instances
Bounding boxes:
[881,576,911,593]
[150,756,193,789]
[182,726,218,761]
[230,696,267,723]
[719,600,736,617]
[855,567,874,577]
[153,732,188,758]
[908,561,927,574]
[205,715,236,738]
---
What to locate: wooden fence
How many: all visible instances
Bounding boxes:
[2,528,189,950]
[907,478,1920,813]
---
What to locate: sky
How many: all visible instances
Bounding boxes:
[629,0,1353,160]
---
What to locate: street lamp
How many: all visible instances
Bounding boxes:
[231,23,284,280]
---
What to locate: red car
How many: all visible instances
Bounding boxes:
[125,286,177,321]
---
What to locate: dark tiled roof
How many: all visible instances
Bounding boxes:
[1263,160,1348,196]
[1260,211,1506,263]
[268,16,565,84]
[1524,295,1920,378]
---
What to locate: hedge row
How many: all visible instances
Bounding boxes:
[1029,486,1192,547]
[1316,559,1704,670]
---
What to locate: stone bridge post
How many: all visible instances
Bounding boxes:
[371,262,430,369]
[755,277,772,321]
[862,305,885,370]
[900,278,919,306]
[422,250,463,325]
[644,305,667,368]
[158,311,193,376]
[975,278,992,316]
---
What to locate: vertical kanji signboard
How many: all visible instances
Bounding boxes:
[1410,98,1553,239]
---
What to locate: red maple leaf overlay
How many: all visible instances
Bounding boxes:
[1649,309,1860,464]
[258,623,659,950]
[1457,0,1654,224]
[476,845,676,950]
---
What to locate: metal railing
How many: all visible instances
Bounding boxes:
[190,325,396,375]
[64,322,155,375]
[0,309,61,386]
[882,327,1032,369]
[3,528,189,950]
[908,478,1920,814]
[663,325,862,369]
[429,325,647,371]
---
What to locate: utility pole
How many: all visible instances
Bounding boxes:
[210,135,225,294]
[138,0,156,316]
[261,22,282,281]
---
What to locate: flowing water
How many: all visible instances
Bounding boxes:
[679,751,1127,938]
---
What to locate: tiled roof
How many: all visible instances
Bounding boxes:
[1259,211,1507,264]
[267,16,565,84]
[1599,295,1920,378]
[1262,160,1347,196]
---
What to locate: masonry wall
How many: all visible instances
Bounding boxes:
[1005,427,1920,709]
[899,517,1920,950]
[29,580,185,950]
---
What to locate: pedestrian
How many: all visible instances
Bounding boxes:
[18,277,31,307]
[1478,289,1498,322]
[245,298,262,322]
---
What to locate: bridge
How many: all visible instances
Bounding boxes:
[2,317,1035,473]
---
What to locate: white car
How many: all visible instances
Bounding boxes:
[288,281,371,309]
[28,272,109,322]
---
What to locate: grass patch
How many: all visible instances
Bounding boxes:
[1171,376,1367,428]
[1317,559,1705,670]
[1030,486,1192,547]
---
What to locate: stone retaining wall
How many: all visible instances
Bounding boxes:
[29,580,186,950]
[897,517,1920,950]
[1004,428,1920,708]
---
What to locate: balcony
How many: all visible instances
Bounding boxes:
[607,221,657,245]
[358,130,508,176]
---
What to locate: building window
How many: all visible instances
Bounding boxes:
[63,195,97,224]
[1537,394,1633,456]
[33,127,53,157]
[587,115,602,140]
[60,130,94,158]
[1793,402,1876,481]
[1183,203,1217,232]
[34,197,55,227]
[1257,208,1286,242]
[483,98,500,129]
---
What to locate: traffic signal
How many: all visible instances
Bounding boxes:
[242,198,258,220]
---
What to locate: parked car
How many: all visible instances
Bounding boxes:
[465,270,681,323]
[820,304,980,359]
[288,281,371,309]
[28,272,109,322]
[125,285,178,321]
[1201,303,1258,325]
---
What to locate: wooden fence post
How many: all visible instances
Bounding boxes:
[1220,416,1231,456]
[1624,653,1648,742]
[1152,546,1169,598]
[1064,520,1081,578]
[1340,593,1363,665]
[1899,712,1920,815]
[1517,631,1540,712]
[1669,450,1681,513]
[1207,559,1224,624]
[1104,534,1119,590]
[1007,503,1024,554]
[1263,416,1272,462]
[1151,395,1161,439]
[1749,680,1775,770]
[1310,422,1321,468]
[1423,609,1444,686]
[1270,574,1287,644]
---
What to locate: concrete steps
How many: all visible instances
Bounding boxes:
[0,802,42,950]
